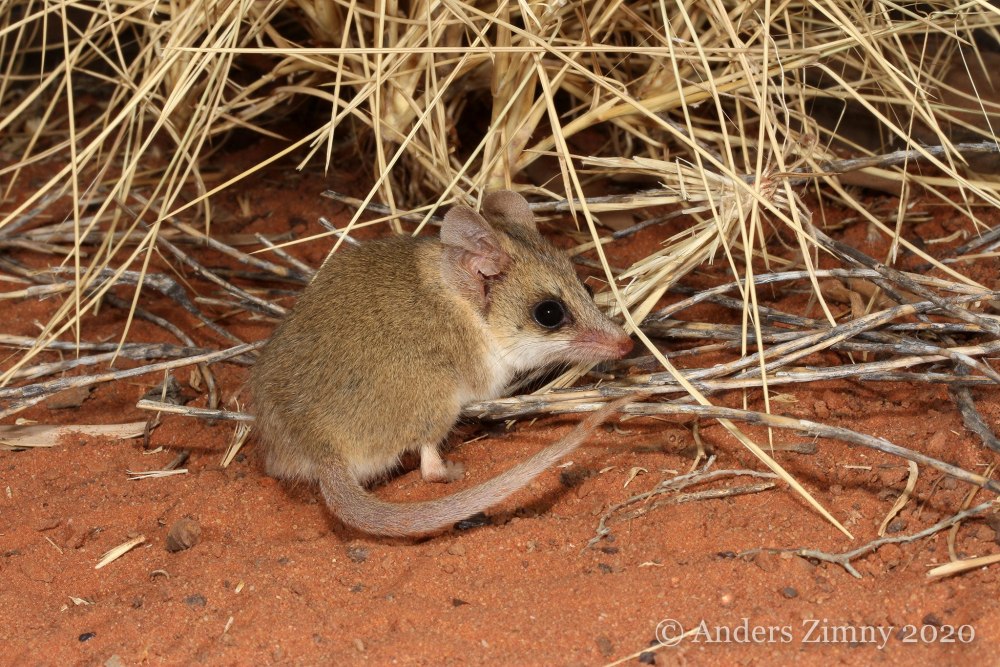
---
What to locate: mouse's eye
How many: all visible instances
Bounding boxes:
[532,299,566,329]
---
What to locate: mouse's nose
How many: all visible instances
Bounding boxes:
[616,335,634,358]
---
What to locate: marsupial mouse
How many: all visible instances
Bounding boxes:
[250,190,633,536]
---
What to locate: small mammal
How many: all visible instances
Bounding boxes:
[250,190,633,536]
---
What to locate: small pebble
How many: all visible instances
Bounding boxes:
[347,546,369,563]
[451,598,469,607]
[184,594,207,608]
[104,655,125,667]
[927,430,949,452]
[19,559,53,583]
[638,650,656,664]
[48,386,92,410]
[877,543,903,566]
[560,468,593,488]
[753,553,779,573]
[141,376,185,405]
[595,635,613,657]
[922,613,943,627]
[985,513,1000,544]
[294,527,324,542]
[877,466,907,486]
[780,586,798,599]
[447,542,466,556]
[79,632,96,642]
[62,524,89,550]
[34,517,62,532]
[887,519,907,533]
[166,518,201,552]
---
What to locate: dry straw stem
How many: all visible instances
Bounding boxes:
[94,534,146,570]
[928,552,1000,579]
[221,421,252,467]
[946,461,996,561]
[3,0,1000,346]
[127,468,189,480]
[586,401,1000,495]
[603,633,697,667]
[0,422,145,450]
[877,460,918,537]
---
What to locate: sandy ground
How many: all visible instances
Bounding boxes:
[2,154,999,665]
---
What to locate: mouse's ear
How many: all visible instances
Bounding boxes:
[440,205,511,310]
[481,190,536,231]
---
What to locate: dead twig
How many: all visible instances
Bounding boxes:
[738,500,998,578]
[587,456,779,548]
[469,400,1000,494]
[45,267,242,345]
[949,366,1000,455]
[153,232,286,320]
[135,399,254,422]
[0,342,261,420]
[104,293,220,410]
[810,226,1000,336]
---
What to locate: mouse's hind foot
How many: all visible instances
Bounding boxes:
[420,445,466,483]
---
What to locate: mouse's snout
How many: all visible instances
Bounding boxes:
[614,334,634,358]
[573,328,634,361]
[602,329,633,359]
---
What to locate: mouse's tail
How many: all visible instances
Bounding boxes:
[319,395,636,537]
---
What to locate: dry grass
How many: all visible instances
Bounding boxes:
[2,1,1000,540]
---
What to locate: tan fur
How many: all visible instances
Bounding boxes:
[250,190,633,536]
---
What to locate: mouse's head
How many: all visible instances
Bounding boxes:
[440,190,633,373]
